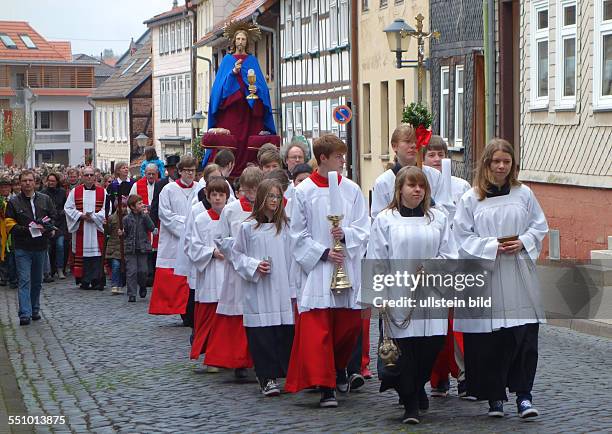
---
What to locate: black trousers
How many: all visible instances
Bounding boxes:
[82,256,103,288]
[146,252,156,287]
[463,323,539,402]
[380,335,445,412]
[181,288,196,327]
[246,325,294,382]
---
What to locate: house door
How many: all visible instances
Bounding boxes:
[472,53,486,180]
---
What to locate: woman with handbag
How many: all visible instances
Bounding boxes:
[453,138,548,419]
[367,166,456,424]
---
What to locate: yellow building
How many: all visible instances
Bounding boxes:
[358,0,431,197]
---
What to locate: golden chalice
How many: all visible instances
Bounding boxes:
[246,69,258,100]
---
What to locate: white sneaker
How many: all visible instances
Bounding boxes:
[261,379,281,397]
[111,287,123,295]
[57,270,66,279]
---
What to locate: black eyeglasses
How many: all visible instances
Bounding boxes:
[83,174,95,177]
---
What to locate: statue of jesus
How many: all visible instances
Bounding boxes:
[207,22,276,176]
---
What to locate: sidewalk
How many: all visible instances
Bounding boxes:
[0,319,33,434]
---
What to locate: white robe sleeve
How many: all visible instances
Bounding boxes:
[518,188,548,263]
[64,189,82,234]
[159,186,185,239]
[129,183,138,197]
[342,191,370,260]
[91,190,107,232]
[290,189,328,273]
[232,223,261,283]
[435,211,457,260]
[188,215,215,273]
[453,194,498,262]
[366,215,389,260]
[371,178,389,219]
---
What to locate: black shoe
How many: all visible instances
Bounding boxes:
[0,280,7,287]
[79,283,91,290]
[234,368,248,379]
[43,275,54,283]
[348,373,365,392]
[319,388,338,408]
[9,282,17,289]
[128,296,136,302]
[336,369,349,393]
[402,409,420,424]
[19,317,31,326]
[419,388,429,411]
[31,312,41,321]
[139,287,147,298]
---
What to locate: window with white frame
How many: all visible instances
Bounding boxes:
[330,0,338,48]
[102,109,107,140]
[186,75,191,119]
[594,0,612,109]
[286,106,294,141]
[110,108,116,141]
[179,75,185,121]
[294,0,302,56]
[312,102,320,138]
[116,107,122,141]
[123,107,128,141]
[170,23,176,52]
[295,105,303,135]
[531,1,549,109]
[176,21,182,52]
[97,110,102,139]
[160,78,166,120]
[285,1,293,57]
[339,0,349,46]
[159,27,164,54]
[440,66,450,142]
[331,100,340,136]
[454,65,464,147]
[310,4,319,53]
[556,0,577,108]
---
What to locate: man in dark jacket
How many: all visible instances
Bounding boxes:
[40,173,67,279]
[150,154,180,226]
[6,170,58,325]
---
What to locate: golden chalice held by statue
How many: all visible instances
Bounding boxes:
[246,69,259,100]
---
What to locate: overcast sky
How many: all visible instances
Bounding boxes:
[3,0,175,57]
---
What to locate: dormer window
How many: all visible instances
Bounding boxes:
[20,34,37,49]
[0,34,17,49]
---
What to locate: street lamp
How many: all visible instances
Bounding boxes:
[135,133,148,153]
[384,14,440,103]
[191,111,206,136]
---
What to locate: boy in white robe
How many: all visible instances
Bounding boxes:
[148,156,202,319]
[204,167,264,375]
[285,135,370,408]
[188,178,228,365]
[371,124,451,218]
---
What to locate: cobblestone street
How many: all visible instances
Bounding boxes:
[1,280,610,433]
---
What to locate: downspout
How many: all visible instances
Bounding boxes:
[195,55,213,102]
[27,92,38,167]
[484,0,495,141]
[87,97,96,167]
[350,0,359,184]
[252,14,281,133]
[186,0,197,145]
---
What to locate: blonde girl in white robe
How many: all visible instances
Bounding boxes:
[367,166,456,425]
[233,179,295,397]
[453,138,548,419]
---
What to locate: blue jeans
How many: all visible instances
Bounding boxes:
[15,249,45,319]
[111,258,122,287]
[53,235,64,268]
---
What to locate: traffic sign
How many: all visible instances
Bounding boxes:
[332,105,353,125]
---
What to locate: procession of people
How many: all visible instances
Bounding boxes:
[1,21,550,427]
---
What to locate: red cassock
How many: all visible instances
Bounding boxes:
[204,313,253,369]
[285,308,361,392]
[148,268,189,315]
[430,311,465,387]
[190,302,218,360]
[135,177,159,248]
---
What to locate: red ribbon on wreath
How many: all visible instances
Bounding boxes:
[415,125,432,150]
